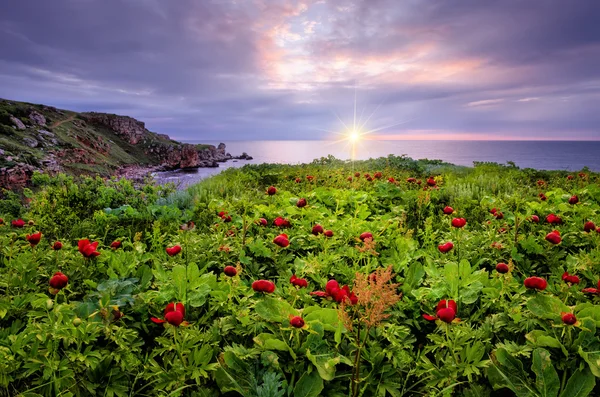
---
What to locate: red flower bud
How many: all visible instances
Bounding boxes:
[584,221,596,233]
[561,313,576,325]
[110,241,122,249]
[530,215,540,223]
[325,280,339,295]
[78,239,100,258]
[290,316,305,328]
[359,232,373,241]
[49,271,68,290]
[258,218,268,226]
[297,198,307,208]
[224,266,237,277]
[545,231,561,244]
[451,218,466,228]
[568,195,579,205]
[273,234,289,247]
[267,186,277,195]
[438,242,454,253]
[11,219,25,228]
[324,230,334,237]
[52,241,63,250]
[442,206,454,215]
[311,224,324,235]
[426,178,436,186]
[496,263,509,273]
[290,275,308,288]
[561,272,580,284]
[26,231,42,246]
[524,276,547,291]
[166,245,182,256]
[252,280,276,293]
[436,307,456,323]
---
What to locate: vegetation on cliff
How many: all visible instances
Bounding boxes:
[0,98,234,189]
[1,156,599,396]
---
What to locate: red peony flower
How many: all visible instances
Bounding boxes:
[584,221,596,232]
[312,224,324,235]
[290,275,308,288]
[11,219,25,228]
[290,316,305,328]
[537,180,545,186]
[423,299,457,323]
[539,193,547,201]
[583,281,600,295]
[49,271,68,290]
[426,177,436,186]
[374,172,382,179]
[78,239,100,258]
[252,280,276,293]
[545,230,561,244]
[110,241,122,249]
[451,218,466,228]
[267,186,277,195]
[562,272,580,284]
[355,172,361,177]
[490,208,497,215]
[218,211,227,218]
[151,303,186,326]
[273,217,290,227]
[493,211,504,220]
[324,230,334,237]
[438,242,454,253]
[524,276,547,291]
[26,231,42,246]
[388,177,396,183]
[347,176,353,181]
[258,218,268,226]
[222,214,232,222]
[443,206,454,215]
[406,177,416,183]
[297,198,307,208]
[567,175,573,180]
[496,263,509,273]
[224,266,237,277]
[561,313,577,325]
[52,241,63,250]
[366,175,373,182]
[359,232,373,241]
[295,177,301,183]
[568,195,579,205]
[166,245,182,256]
[306,175,314,181]
[273,234,290,247]
[416,180,422,185]
[530,215,540,223]
[579,172,587,178]
[546,214,562,225]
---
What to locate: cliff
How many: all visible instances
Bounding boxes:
[0,98,250,189]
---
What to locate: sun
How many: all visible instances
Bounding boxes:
[348,130,361,142]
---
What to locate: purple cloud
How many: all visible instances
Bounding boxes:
[1,0,599,140]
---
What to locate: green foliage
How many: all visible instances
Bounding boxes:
[0,158,599,396]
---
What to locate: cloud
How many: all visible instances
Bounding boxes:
[0,0,599,140]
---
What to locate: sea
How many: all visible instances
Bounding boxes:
[154,140,600,188]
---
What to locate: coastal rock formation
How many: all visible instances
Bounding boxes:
[83,113,146,144]
[10,115,26,130]
[0,164,37,188]
[29,111,46,126]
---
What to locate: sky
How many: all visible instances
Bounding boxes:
[1,0,599,141]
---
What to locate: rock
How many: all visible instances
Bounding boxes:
[23,137,39,148]
[217,143,226,150]
[0,163,37,189]
[83,113,147,145]
[9,115,26,130]
[0,149,4,156]
[37,129,55,138]
[29,111,47,126]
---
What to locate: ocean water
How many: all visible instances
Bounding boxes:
[154,140,600,187]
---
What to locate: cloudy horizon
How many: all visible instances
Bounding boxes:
[1,0,599,141]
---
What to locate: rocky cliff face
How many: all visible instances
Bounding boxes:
[83,113,147,145]
[0,99,250,190]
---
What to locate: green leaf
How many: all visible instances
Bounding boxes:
[255,297,296,322]
[578,346,600,378]
[532,349,559,397]
[402,261,424,295]
[293,371,324,397]
[558,368,596,397]
[487,348,539,397]
[576,305,600,327]
[305,350,351,381]
[526,330,567,356]
[527,295,569,321]
[303,308,340,332]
